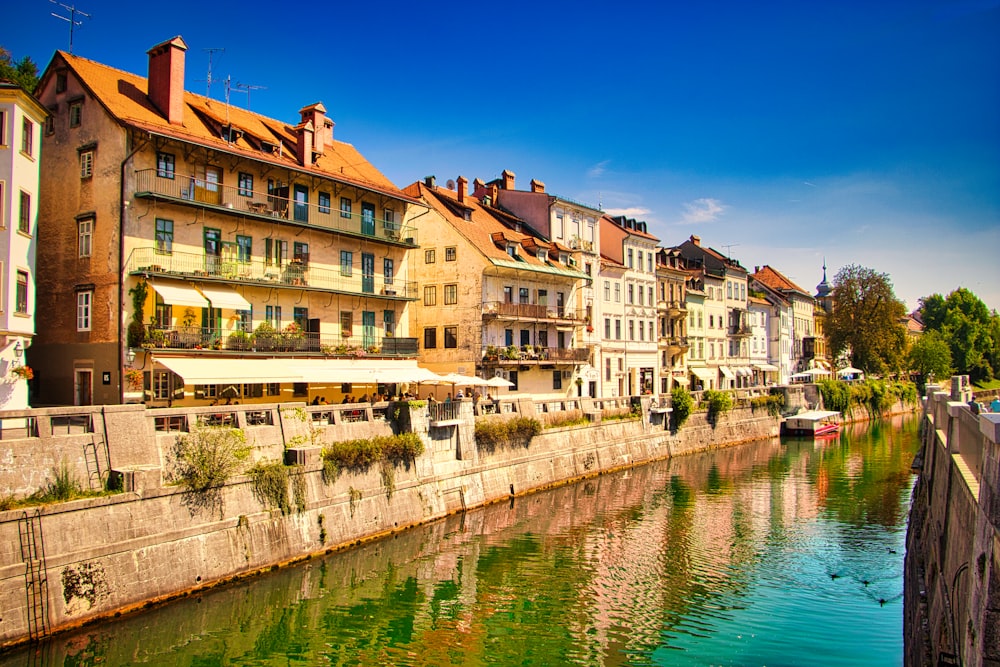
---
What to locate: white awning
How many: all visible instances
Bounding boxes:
[754,363,779,372]
[736,366,752,377]
[197,284,251,311]
[672,376,690,385]
[156,357,302,384]
[690,367,715,381]
[720,366,735,379]
[285,360,441,386]
[151,283,208,308]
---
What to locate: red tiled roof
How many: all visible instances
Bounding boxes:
[752,265,810,296]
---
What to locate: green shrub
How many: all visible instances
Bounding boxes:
[818,379,852,414]
[247,460,293,514]
[750,393,785,418]
[44,458,80,502]
[320,433,426,481]
[541,409,588,429]
[172,426,251,492]
[474,416,542,452]
[670,387,693,429]
[703,390,733,425]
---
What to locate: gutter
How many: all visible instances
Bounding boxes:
[118,131,150,403]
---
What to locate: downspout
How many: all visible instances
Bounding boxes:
[118,131,149,403]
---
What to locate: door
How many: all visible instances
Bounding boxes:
[194,165,222,205]
[204,228,222,274]
[307,317,321,351]
[362,311,375,349]
[361,253,375,293]
[293,184,309,223]
[361,202,375,236]
[74,369,93,406]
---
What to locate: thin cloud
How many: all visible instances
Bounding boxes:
[587,160,611,178]
[604,207,650,218]
[679,198,725,224]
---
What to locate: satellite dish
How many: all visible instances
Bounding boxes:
[446,179,456,190]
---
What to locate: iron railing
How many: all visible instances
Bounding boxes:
[141,324,418,357]
[481,345,589,363]
[481,301,587,322]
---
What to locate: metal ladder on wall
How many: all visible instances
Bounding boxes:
[83,434,109,490]
[18,510,49,641]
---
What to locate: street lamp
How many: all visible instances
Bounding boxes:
[126,348,136,367]
[12,340,22,364]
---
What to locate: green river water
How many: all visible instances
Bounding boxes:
[8,413,920,666]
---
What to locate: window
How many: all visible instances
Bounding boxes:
[0,111,5,144]
[423,327,437,349]
[340,311,352,338]
[238,172,253,197]
[628,284,634,305]
[69,101,82,127]
[383,310,395,337]
[445,246,457,261]
[318,191,330,214]
[506,244,517,258]
[606,358,612,381]
[537,289,547,306]
[78,217,93,257]
[56,72,67,92]
[21,118,33,156]
[604,318,611,338]
[293,242,309,265]
[503,286,513,303]
[340,197,352,218]
[267,383,281,397]
[236,235,252,262]
[648,254,653,272]
[18,191,30,234]
[649,286,654,305]
[424,286,437,306]
[614,283,621,303]
[77,291,92,331]
[384,258,394,286]
[444,283,457,305]
[266,305,282,327]
[79,150,93,178]
[424,249,435,263]
[15,271,28,314]
[155,218,173,254]
[615,319,621,340]
[505,329,513,346]
[444,326,457,348]
[156,152,175,179]
[155,294,172,327]
[629,320,635,341]
[235,308,251,332]
[627,248,633,268]
[553,370,562,390]
[519,288,529,304]
[604,281,611,301]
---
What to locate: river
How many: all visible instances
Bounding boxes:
[8,413,920,666]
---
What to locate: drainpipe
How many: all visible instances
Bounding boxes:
[119,132,149,404]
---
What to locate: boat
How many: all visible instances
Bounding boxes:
[781,410,841,437]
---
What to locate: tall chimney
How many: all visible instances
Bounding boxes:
[501,169,515,190]
[299,103,329,155]
[296,120,314,167]
[530,179,545,193]
[456,175,467,204]
[690,234,701,247]
[147,36,188,126]
[424,175,436,188]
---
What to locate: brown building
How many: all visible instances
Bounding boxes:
[32,37,423,406]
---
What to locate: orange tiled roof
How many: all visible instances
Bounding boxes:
[57,51,415,202]
[752,265,811,297]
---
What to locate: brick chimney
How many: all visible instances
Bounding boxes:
[296,120,314,167]
[690,234,701,247]
[147,36,188,126]
[501,169,515,190]
[473,177,485,195]
[424,175,436,188]
[456,175,467,204]
[530,179,545,193]
[299,103,331,155]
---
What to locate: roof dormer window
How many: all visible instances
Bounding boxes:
[537,249,548,262]
[506,243,517,258]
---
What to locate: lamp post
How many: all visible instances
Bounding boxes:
[126,348,136,367]
[12,340,23,366]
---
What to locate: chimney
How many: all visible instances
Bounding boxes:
[456,175,467,204]
[501,169,515,190]
[754,266,760,274]
[690,234,701,247]
[489,183,499,204]
[530,179,545,193]
[296,120,314,167]
[147,36,188,126]
[299,103,329,155]
[424,175,436,188]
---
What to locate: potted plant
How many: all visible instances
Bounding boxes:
[281,322,304,351]
[485,345,499,361]
[254,321,278,351]
[124,368,144,390]
[10,365,33,381]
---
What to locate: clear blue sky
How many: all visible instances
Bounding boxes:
[6,0,999,311]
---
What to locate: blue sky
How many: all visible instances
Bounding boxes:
[6,0,999,311]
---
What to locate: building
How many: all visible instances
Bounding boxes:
[655,247,689,393]
[752,265,819,374]
[0,80,47,408]
[598,215,659,396]
[31,37,424,406]
[404,176,591,397]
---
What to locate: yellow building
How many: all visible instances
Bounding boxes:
[32,37,424,406]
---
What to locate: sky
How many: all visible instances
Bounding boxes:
[5,0,999,312]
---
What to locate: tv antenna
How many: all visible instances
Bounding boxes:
[50,1,90,54]
[234,81,267,110]
[201,47,225,97]
[722,243,740,258]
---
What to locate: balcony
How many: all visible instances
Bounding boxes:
[481,345,589,365]
[728,324,752,337]
[666,300,688,317]
[133,169,418,248]
[481,301,586,323]
[127,248,417,300]
[140,324,418,357]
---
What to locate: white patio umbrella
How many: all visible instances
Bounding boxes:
[802,368,831,376]
[836,366,864,377]
[485,376,514,388]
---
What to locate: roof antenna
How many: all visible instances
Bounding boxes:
[201,47,225,97]
[50,1,90,54]
[234,81,267,110]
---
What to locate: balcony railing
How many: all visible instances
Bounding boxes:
[141,324,418,357]
[481,345,589,364]
[728,324,752,336]
[133,169,417,247]
[481,301,586,322]
[127,247,417,300]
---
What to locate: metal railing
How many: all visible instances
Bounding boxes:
[429,401,461,422]
[141,324,418,356]
[134,169,418,246]
[481,345,590,363]
[481,301,586,322]
[127,247,417,300]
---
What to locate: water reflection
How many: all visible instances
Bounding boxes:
[14,414,919,666]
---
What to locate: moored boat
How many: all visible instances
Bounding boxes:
[781,410,841,437]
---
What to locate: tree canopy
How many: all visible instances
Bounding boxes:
[918,288,999,383]
[827,264,907,375]
[0,47,39,92]
[907,330,953,386]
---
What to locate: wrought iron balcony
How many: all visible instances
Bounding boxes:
[481,301,587,323]
[133,169,418,247]
[139,324,418,357]
[127,247,417,300]
[481,345,589,365]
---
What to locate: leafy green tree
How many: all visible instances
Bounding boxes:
[0,47,39,92]
[907,330,952,385]
[827,264,907,375]
[917,288,999,383]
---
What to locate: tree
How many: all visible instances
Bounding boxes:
[826,264,907,375]
[918,288,999,383]
[907,330,953,385]
[0,47,39,92]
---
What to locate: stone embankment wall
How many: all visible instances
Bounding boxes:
[904,379,1000,667]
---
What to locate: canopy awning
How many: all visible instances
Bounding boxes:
[754,363,779,372]
[286,360,441,385]
[719,366,735,379]
[672,376,690,385]
[197,284,251,311]
[690,367,715,381]
[735,366,752,377]
[156,357,301,384]
[151,282,208,308]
